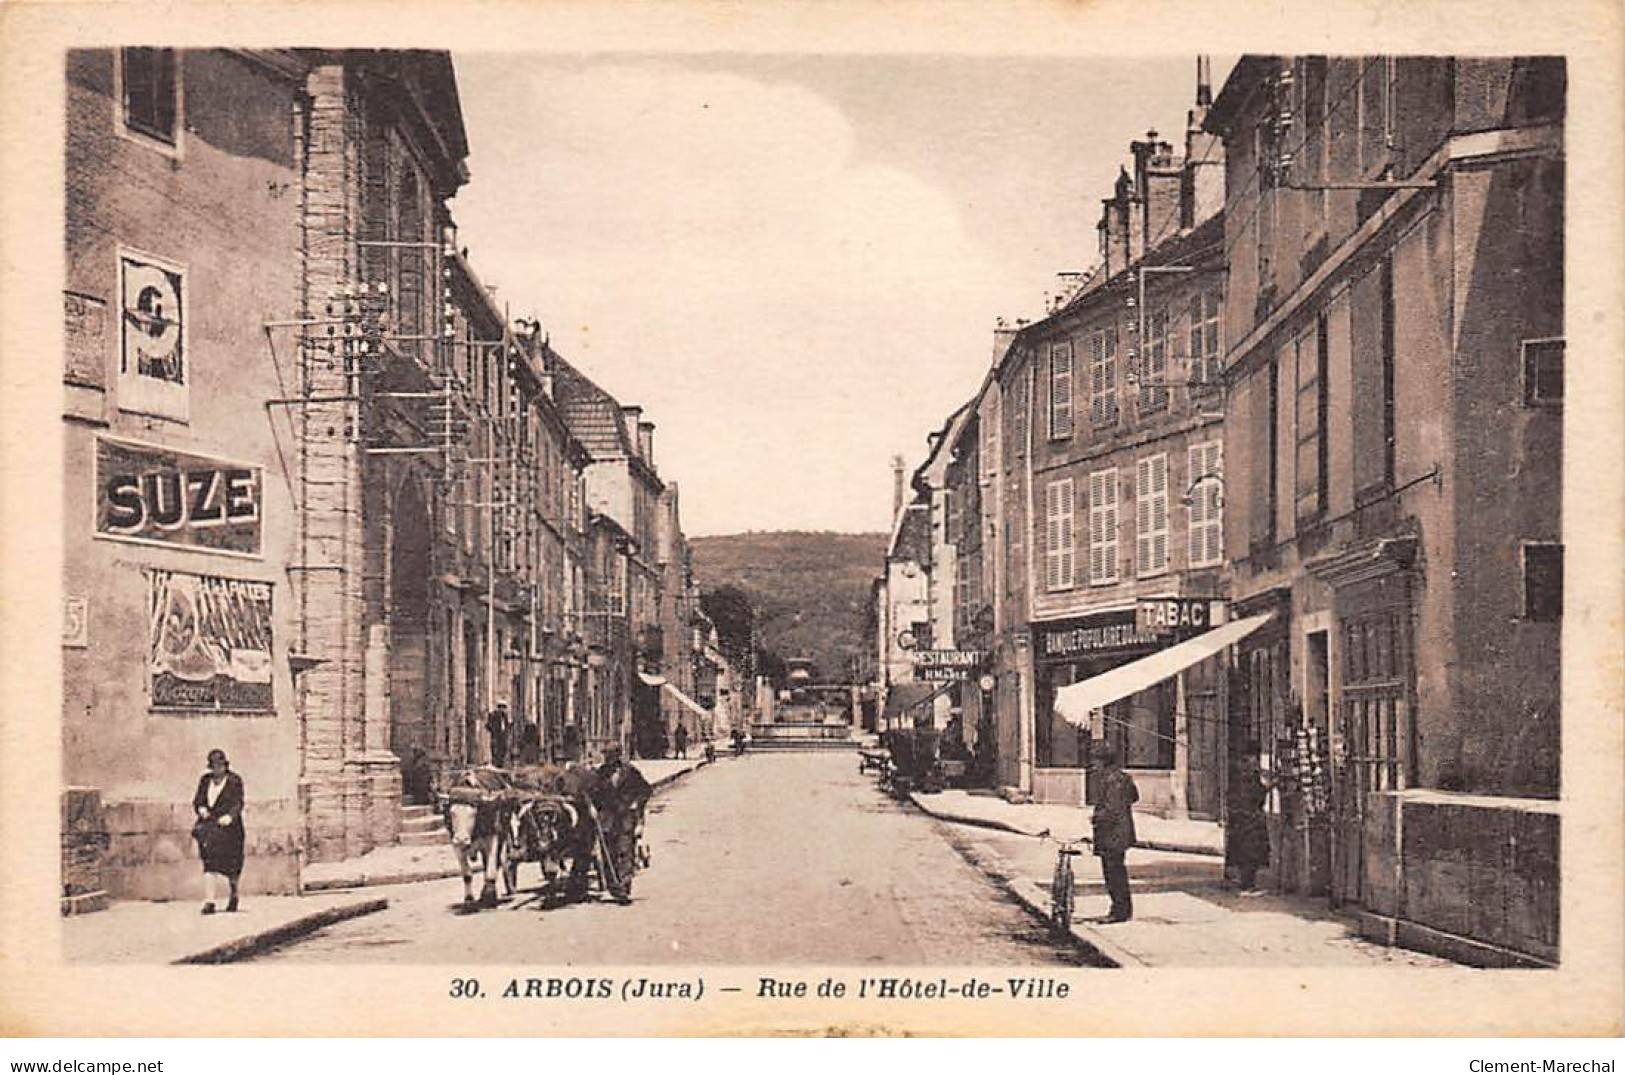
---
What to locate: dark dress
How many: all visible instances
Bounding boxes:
[1229,767,1271,883]
[192,771,246,877]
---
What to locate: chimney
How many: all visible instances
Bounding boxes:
[1098,168,1134,278]
[991,323,1017,366]
[620,405,643,456]
[1184,56,1226,228]
[638,420,655,468]
[892,455,905,519]
[1133,130,1182,252]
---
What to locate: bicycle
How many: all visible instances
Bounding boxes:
[1036,829,1087,937]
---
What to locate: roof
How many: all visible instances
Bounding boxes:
[1015,209,1226,347]
[889,502,931,566]
[912,397,977,496]
[549,351,647,470]
[1204,55,1276,138]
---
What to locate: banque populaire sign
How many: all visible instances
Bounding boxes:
[94,435,262,556]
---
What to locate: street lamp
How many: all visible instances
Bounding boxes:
[1179,471,1225,509]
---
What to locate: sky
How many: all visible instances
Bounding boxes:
[448,53,1233,536]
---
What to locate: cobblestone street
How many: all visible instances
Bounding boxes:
[258,753,1085,966]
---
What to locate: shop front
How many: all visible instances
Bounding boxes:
[1032,601,1252,815]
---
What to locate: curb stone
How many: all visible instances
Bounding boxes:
[936,824,1131,969]
[907,792,1223,859]
[172,898,388,964]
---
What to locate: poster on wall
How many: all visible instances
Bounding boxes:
[148,569,273,711]
[118,249,187,420]
[95,436,262,556]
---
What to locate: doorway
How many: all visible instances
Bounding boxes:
[388,481,433,803]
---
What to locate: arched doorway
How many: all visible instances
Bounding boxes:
[389,480,434,802]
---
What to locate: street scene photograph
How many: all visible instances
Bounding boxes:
[52,40,1577,985]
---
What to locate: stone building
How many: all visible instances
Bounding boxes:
[63,48,311,901]
[964,70,1233,814]
[1205,55,1563,964]
[61,48,631,902]
[551,354,670,758]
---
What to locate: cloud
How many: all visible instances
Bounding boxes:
[452,59,1021,534]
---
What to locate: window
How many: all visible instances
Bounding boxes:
[1087,468,1119,585]
[1043,478,1075,592]
[1088,328,1118,425]
[1188,288,1223,387]
[1135,453,1169,577]
[1294,318,1329,523]
[119,48,179,146]
[1008,374,1027,454]
[1380,257,1396,486]
[1522,543,1563,621]
[1266,354,1280,544]
[1188,441,1223,568]
[982,392,1001,477]
[1049,342,1074,440]
[1140,307,1169,412]
[955,549,972,634]
[1522,338,1564,406]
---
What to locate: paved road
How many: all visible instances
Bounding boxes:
[258,751,1083,965]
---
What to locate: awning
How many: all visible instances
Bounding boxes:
[1054,612,1275,726]
[662,681,710,718]
[636,671,667,687]
[882,680,954,720]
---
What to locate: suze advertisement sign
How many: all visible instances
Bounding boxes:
[95,436,262,556]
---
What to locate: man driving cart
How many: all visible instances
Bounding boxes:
[592,744,652,903]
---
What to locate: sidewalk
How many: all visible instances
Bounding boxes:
[63,891,387,965]
[933,806,1453,968]
[910,788,1226,857]
[301,753,714,892]
[65,751,723,962]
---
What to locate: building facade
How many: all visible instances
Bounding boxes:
[1207,55,1563,963]
[63,47,703,904]
[64,48,311,902]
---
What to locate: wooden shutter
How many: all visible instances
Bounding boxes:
[1150,453,1168,573]
[1089,468,1118,584]
[1045,479,1074,591]
[1051,343,1074,439]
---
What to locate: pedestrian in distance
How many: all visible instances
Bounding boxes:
[674,723,689,760]
[486,703,511,768]
[192,748,245,915]
[1089,741,1138,923]
[1228,743,1271,894]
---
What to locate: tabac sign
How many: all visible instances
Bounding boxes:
[912,649,987,682]
[95,436,262,557]
[1136,598,1229,636]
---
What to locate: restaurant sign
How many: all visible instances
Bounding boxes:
[913,649,987,682]
[149,569,274,711]
[95,436,262,556]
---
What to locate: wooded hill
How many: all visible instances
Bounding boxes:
[689,531,888,685]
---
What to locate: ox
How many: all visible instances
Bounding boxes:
[441,769,513,909]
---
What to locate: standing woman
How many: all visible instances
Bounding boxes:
[192,749,245,914]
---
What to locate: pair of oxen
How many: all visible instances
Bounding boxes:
[440,764,627,910]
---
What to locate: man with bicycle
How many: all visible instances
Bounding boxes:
[1090,743,1139,923]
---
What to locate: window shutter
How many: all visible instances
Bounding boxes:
[1045,481,1061,591]
[1057,478,1074,588]
[1136,457,1152,573]
[1103,471,1119,582]
[1051,344,1074,439]
[1151,454,1168,572]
